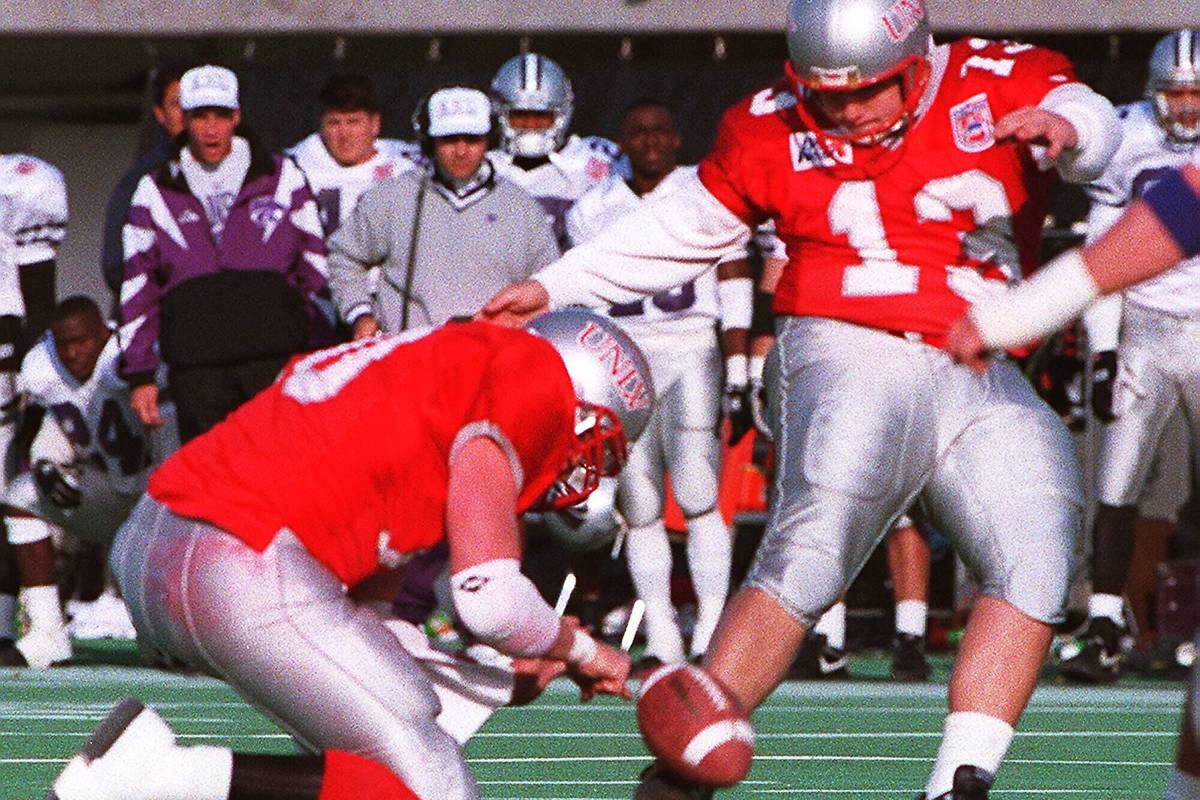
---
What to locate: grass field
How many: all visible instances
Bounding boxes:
[0,641,1181,799]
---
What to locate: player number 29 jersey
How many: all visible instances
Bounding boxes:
[566,166,720,352]
[699,38,1077,345]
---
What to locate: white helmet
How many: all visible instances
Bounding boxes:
[1146,30,1200,144]
[785,0,932,145]
[491,53,575,159]
[525,309,653,510]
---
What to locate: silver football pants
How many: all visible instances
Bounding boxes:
[110,496,479,800]
[746,317,1082,626]
[1097,302,1200,507]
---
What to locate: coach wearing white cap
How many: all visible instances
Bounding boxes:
[327,86,558,337]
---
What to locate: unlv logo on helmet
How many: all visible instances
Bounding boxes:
[882,0,927,43]
[576,321,651,411]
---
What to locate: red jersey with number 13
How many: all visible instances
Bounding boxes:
[149,323,577,588]
[699,38,1079,346]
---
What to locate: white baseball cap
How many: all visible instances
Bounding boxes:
[180,65,239,111]
[426,87,492,138]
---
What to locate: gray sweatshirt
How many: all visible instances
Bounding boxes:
[327,165,558,330]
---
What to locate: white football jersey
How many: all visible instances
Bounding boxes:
[0,154,67,318]
[1086,101,1200,318]
[18,331,159,496]
[491,134,623,245]
[289,134,423,236]
[566,166,720,353]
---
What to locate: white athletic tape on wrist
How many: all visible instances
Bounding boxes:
[6,515,53,545]
[451,558,560,657]
[748,355,766,382]
[725,354,748,387]
[566,628,598,665]
[718,277,754,331]
[969,249,1101,350]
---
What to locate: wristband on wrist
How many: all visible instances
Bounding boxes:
[749,354,766,382]
[725,354,749,387]
[566,628,598,666]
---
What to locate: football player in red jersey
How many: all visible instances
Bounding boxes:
[485,2,1120,797]
[45,310,653,800]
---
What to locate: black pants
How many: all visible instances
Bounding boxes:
[170,355,292,443]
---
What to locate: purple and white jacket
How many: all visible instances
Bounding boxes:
[119,132,332,386]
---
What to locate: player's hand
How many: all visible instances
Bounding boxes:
[945,315,992,374]
[510,656,568,706]
[130,384,164,428]
[569,640,632,702]
[722,384,753,445]
[33,459,82,508]
[994,107,1079,161]
[351,314,380,340]
[478,281,551,327]
[1090,350,1118,423]
[749,377,771,440]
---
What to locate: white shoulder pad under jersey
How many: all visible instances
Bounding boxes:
[1085,101,1200,316]
[289,133,422,235]
[566,166,719,352]
[19,331,156,493]
[491,134,624,242]
[0,155,67,318]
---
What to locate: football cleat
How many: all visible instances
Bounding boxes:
[67,593,137,641]
[788,633,849,679]
[891,634,931,682]
[634,761,715,800]
[15,624,72,668]
[47,696,176,800]
[1060,617,1123,684]
[913,765,994,800]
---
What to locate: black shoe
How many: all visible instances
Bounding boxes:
[891,634,931,682]
[1060,617,1123,684]
[913,765,994,799]
[789,633,849,679]
[634,761,714,800]
[0,638,28,667]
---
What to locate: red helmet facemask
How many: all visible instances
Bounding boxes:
[785,56,930,177]
[534,402,628,511]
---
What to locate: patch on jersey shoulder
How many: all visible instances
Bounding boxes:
[949,93,995,153]
[749,87,797,117]
[585,157,610,181]
[789,132,852,171]
[14,159,37,176]
[374,163,396,181]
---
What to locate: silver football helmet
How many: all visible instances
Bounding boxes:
[540,477,624,551]
[525,308,653,510]
[491,53,575,159]
[785,0,932,142]
[1146,30,1200,144]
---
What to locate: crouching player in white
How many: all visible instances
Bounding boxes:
[0,297,177,668]
[565,100,749,667]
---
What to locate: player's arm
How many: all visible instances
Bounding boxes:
[949,163,1200,369]
[716,254,755,444]
[483,171,753,324]
[120,176,166,428]
[325,183,392,339]
[992,48,1120,183]
[445,436,630,698]
[1079,196,1125,421]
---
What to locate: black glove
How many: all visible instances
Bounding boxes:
[33,459,82,509]
[1090,350,1118,424]
[722,384,753,445]
[749,377,772,441]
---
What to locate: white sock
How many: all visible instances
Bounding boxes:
[0,593,15,639]
[925,712,1013,798]
[1167,767,1200,800]
[895,600,928,638]
[20,584,64,630]
[813,602,846,650]
[626,520,684,662]
[685,510,732,657]
[1088,593,1124,625]
[150,745,233,800]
